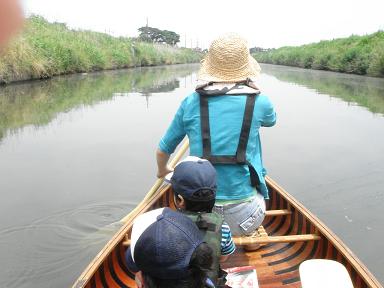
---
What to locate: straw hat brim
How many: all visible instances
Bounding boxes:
[197,54,261,83]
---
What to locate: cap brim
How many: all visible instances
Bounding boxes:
[167,156,208,183]
[125,248,139,272]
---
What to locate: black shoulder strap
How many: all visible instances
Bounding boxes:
[200,93,256,163]
[200,95,211,159]
[199,92,260,189]
[236,94,256,163]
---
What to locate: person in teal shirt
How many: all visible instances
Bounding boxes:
[157,33,276,237]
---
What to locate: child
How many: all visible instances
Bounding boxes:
[125,207,214,288]
[170,156,236,287]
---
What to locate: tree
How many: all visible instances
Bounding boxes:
[138,26,180,46]
[162,30,180,46]
[138,26,161,42]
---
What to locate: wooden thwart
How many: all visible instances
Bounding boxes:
[265,209,292,216]
[122,223,320,247]
[233,234,320,245]
[232,225,320,245]
[123,234,320,247]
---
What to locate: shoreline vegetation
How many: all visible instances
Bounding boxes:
[253,31,384,78]
[1,16,383,84]
[0,16,202,84]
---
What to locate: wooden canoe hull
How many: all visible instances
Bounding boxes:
[73,176,382,288]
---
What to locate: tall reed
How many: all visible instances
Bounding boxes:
[0,16,202,84]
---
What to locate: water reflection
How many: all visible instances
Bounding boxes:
[261,64,384,115]
[0,64,197,142]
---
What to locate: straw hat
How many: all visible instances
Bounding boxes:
[198,33,261,83]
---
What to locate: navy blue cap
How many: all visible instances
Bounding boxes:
[125,208,204,279]
[170,157,217,201]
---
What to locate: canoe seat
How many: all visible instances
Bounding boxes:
[299,259,353,288]
[265,209,292,216]
[123,224,320,247]
[233,225,320,245]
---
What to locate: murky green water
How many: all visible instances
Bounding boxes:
[0,64,383,287]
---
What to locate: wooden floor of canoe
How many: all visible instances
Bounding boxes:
[82,231,339,288]
[77,176,382,288]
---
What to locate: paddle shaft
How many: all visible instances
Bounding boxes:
[120,139,189,223]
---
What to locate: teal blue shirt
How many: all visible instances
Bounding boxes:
[159,92,276,200]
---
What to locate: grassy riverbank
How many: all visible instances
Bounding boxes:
[253,32,384,77]
[0,16,202,84]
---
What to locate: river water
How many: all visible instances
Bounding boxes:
[0,64,383,287]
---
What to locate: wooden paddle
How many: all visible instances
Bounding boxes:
[119,139,190,224]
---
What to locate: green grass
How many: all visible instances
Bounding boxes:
[253,31,384,77]
[0,16,202,84]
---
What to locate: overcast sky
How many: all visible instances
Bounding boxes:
[21,0,384,49]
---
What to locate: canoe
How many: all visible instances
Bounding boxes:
[72,172,382,288]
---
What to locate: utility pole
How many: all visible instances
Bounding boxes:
[184,33,187,48]
[146,17,148,27]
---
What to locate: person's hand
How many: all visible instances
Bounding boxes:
[156,166,173,178]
